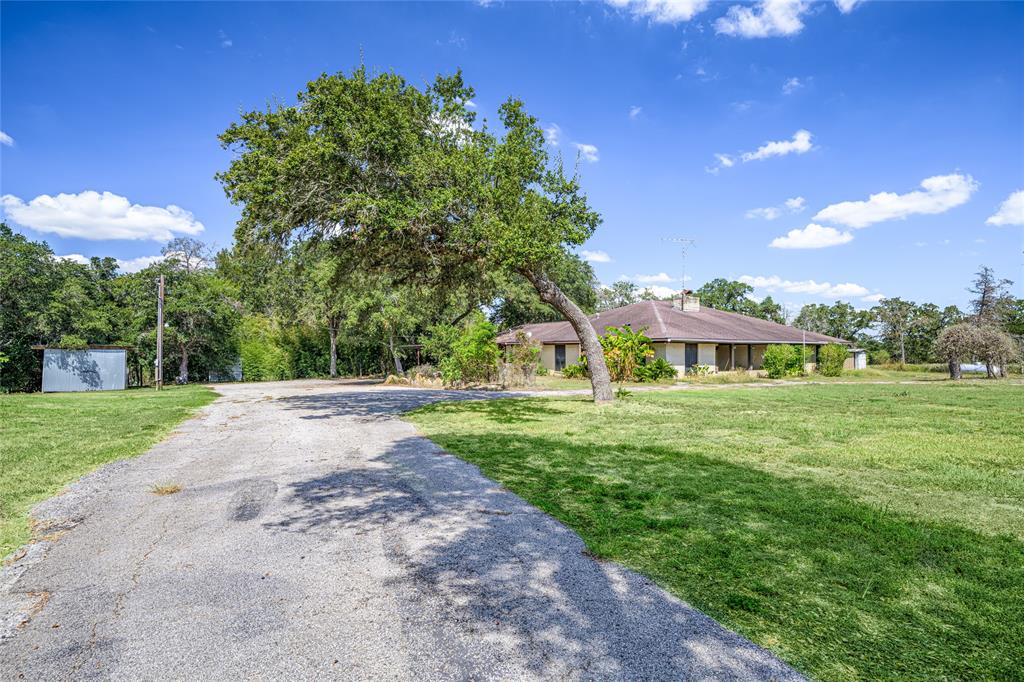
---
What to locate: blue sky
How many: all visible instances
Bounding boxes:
[2,0,1022,312]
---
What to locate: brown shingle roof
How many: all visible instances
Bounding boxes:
[496,300,848,345]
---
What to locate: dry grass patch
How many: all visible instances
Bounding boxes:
[149,483,183,496]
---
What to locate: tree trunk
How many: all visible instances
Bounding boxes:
[948,360,961,380]
[899,335,906,365]
[388,334,404,375]
[986,361,995,378]
[328,321,338,378]
[178,348,189,384]
[523,268,614,403]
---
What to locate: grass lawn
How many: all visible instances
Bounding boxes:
[530,366,974,392]
[0,385,217,557]
[409,382,1024,681]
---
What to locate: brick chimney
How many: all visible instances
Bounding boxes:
[672,289,701,311]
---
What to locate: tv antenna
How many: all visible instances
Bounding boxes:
[661,237,696,296]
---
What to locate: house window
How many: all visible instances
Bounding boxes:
[554,344,566,371]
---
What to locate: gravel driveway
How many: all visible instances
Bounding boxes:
[1,379,804,681]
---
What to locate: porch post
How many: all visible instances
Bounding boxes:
[747,345,753,369]
[730,344,735,370]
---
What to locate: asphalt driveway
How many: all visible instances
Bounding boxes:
[1,380,804,681]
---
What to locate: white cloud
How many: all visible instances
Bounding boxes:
[715,0,811,38]
[117,255,166,273]
[464,99,478,109]
[860,293,884,303]
[544,123,561,147]
[769,223,854,249]
[782,77,803,94]
[580,249,612,263]
[705,153,735,174]
[0,131,13,146]
[218,29,232,48]
[741,129,813,162]
[813,173,978,228]
[1,190,205,242]
[644,285,679,298]
[746,196,805,220]
[740,274,870,298]
[56,253,166,273]
[834,0,862,14]
[574,143,600,163]
[629,105,643,120]
[630,272,674,284]
[985,189,1024,226]
[606,0,711,24]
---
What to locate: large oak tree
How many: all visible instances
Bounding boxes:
[217,67,615,401]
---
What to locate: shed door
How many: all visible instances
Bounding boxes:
[684,343,698,372]
[554,344,566,371]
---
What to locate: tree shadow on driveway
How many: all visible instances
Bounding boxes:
[277,387,558,424]
[264,433,805,681]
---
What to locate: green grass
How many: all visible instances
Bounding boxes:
[532,366,964,391]
[408,382,1024,681]
[0,385,217,557]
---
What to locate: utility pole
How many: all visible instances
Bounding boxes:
[661,237,696,299]
[156,275,164,391]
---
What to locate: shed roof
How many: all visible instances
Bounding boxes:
[496,300,848,345]
[31,344,132,350]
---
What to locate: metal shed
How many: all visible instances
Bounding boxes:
[37,346,128,392]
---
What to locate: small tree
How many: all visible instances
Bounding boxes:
[600,325,654,383]
[935,323,981,379]
[817,344,847,377]
[975,325,1018,378]
[440,312,500,386]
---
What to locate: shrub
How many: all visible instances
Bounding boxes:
[688,363,713,377]
[535,364,549,376]
[439,312,500,386]
[763,344,804,379]
[561,361,588,379]
[975,325,1018,378]
[869,349,890,365]
[601,325,654,383]
[817,344,847,377]
[635,357,678,382]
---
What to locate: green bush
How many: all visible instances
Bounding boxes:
[601,325,654,383]
[869,349,890,365]
[635,356,678,382]
[763,344,805,378]
[438,312,499,386]
[239,315,291,381]
[561,361,588,379]
[817,344,847,377]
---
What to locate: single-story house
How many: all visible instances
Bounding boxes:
[496,296,849,374]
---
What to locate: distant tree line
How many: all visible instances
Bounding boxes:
[4,218,1019,392]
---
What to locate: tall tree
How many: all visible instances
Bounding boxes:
[217,66,615,401]
[968,265,1014,325]
[596,280,640,311]
[162,237,213,274]
[695,278,786,324]
[871,297,919,364]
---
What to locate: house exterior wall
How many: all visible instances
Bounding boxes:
[752,344,766,369]
[42,348,127,392]
[540,345,555,370]
[540,343,581,371]
[653,342,687,373]
[565,344,581,367]
[698,343,717,369]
